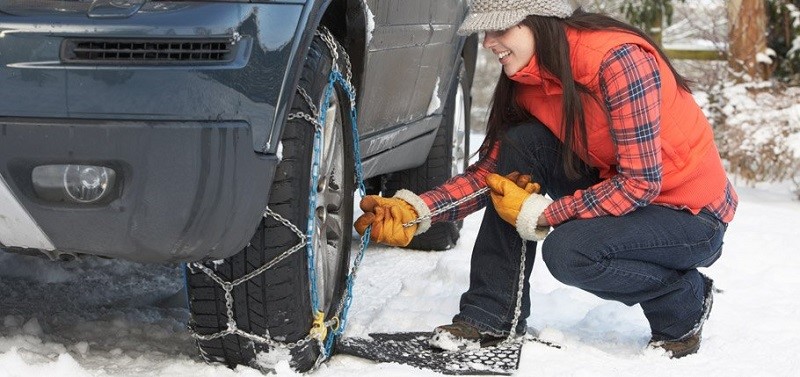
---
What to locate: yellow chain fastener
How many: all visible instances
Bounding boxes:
[310,311,328,341]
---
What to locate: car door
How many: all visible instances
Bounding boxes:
[411,0,466,123]
[358,0,465,139]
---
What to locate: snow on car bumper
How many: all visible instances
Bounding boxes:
[0,173,55,251]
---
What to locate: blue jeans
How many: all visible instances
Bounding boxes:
[454,121,726,341]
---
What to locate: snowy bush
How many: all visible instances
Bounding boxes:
[701,81,800,192]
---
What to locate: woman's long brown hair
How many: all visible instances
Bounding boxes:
[481,8,691,179]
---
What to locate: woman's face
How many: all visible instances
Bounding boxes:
[482,25,535,76]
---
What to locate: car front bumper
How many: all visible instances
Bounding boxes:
[0,118,276,262]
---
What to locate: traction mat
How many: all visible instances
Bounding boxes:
[335,332,523,375]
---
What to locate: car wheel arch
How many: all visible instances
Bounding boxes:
[270,0,368,152]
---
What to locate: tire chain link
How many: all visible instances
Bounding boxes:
[402,187,491,227]
[187,27,361,369]
[504,241,527,346]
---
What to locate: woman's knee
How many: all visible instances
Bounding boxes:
[541,227,596,286]
[497,121,559,175]
[502,120,557,148]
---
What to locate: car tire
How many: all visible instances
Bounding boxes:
[185,32,354,372]
[384,58,471,251]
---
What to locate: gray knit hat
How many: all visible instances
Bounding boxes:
[458,0,576,36]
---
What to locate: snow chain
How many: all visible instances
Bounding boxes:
[187,27,368,371]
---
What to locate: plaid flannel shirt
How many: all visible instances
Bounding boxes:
[419,44,737,226]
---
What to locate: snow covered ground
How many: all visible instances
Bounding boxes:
[1,141,799,376]
[3,2,798,375]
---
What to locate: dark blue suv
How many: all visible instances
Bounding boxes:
[0,0,476,372]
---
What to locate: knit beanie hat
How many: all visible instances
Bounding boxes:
[458,0,576,36]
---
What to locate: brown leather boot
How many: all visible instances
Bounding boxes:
[429,321,506,351]
[648,332,701,358]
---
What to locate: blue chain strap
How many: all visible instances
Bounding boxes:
[306,62,370,358]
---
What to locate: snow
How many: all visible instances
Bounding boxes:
[756,48,776,65]
[1,136,799,376]
[789,2,800,58]
[276,140,283,161]
[428,329,480,352]
[0,174,56,251]
[426,77,441,116]
[1,1,799,374]
[364,1,375,46]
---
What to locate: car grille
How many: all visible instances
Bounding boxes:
[61,39,235,65]
[1,0,91,13]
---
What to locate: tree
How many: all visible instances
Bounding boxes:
[727,0,771,81]
[766,0,800,84]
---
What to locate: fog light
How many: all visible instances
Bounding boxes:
[63,165,112,202]
[32,164,116,204]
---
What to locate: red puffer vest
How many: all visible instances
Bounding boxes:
[510,28,728,213]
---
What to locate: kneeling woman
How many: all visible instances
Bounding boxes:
[354,0,736,358]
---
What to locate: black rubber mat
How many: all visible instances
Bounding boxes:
[335,332,523,375]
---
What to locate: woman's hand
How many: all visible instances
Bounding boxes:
[486,172,541,226]
[503,171,539,194]
[486,172,553,241]
[354,196,418,247]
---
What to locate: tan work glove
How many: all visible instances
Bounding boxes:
[354,190,431,247]
[486,173,553,241]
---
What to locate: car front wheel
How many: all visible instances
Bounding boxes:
[184,30,354,373]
